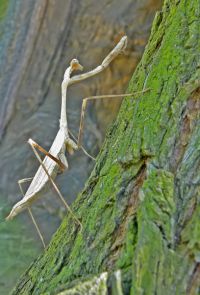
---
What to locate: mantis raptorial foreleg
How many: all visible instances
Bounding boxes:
[77,89,150,148]
[28,139,82,230]
[18,178,46,248]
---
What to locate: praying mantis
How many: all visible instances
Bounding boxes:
[5,36,149,248]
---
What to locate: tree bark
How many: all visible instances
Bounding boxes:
[11,0,200,294]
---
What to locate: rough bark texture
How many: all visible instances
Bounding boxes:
[9,0,200,294]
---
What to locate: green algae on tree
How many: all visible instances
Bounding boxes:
[0,200,40,295]
[0,0,8,21]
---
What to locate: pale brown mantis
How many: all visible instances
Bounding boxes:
[5,36,149,248]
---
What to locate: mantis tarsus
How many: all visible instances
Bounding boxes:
[5,36,149,248]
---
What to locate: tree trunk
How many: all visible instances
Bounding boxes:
[11,0,200,294]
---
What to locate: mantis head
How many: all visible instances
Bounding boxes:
[70,58,83,71]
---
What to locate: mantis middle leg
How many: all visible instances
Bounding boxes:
[77,89,150,149]
[28,139,82,230]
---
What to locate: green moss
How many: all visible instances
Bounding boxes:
[0,0,8,21]
[116,218,138,270]
[54,272,108,295]
[0,200,40,295]
[179,205,200,261]
[131,167,176,294]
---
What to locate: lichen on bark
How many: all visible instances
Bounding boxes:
[11,0,200,294]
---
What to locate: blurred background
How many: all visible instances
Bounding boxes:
[0,0,162,293]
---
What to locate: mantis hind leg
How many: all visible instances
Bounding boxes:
[18,178,46,248]
[28,140,82,230]
[28,138,66,172]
